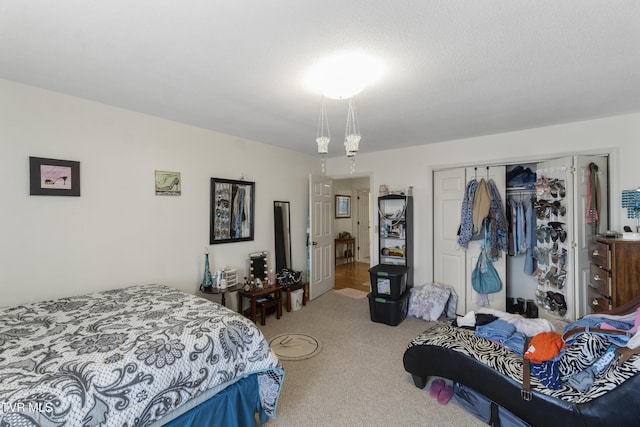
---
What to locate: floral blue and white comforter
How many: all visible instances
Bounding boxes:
[0,284,283,426]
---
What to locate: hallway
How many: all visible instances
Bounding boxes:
[335,261,371,293]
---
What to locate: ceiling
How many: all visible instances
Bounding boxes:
[2,1,639,158]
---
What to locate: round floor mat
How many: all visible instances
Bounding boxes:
[269,333,322,361]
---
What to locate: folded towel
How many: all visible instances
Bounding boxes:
[476,319,516,343]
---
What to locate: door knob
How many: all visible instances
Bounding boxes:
[312,241,318,246]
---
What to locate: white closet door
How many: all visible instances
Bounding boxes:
[433,168,467,314]
[433,166,507,315]
[464,166,507,313]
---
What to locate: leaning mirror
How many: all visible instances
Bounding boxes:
[273,201,292,272]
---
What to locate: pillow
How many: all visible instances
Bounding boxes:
[444,287,458,318]
[408,283,451,321]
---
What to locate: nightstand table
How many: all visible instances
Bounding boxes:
[199,283,240,307]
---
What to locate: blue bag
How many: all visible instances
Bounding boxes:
[471,248,501,294]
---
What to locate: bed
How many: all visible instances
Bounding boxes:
[403,321,640,426]
[0,284,283,426]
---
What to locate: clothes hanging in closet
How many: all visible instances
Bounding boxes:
[524,194,537,275]
[586,162,601,234]
[457,179,479,249]
[458,177,508,260]
[507,193,537,275]
[485,179,508,261]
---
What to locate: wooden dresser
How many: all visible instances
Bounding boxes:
[588,237,640,313]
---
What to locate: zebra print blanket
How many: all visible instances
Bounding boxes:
[408,322,639,404]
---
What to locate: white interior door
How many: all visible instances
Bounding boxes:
[433,168,467,314]
[309,174,334,300]
[357,189,371,261]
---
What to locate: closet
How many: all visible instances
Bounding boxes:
[433,155,608,321]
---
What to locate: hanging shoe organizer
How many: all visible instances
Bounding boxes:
[533,170,569,317]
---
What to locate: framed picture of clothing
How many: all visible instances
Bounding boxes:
[29,156,80,196]
[210,178,255,244]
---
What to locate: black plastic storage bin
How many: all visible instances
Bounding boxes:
[368,264,409,299]
[367,290,409,326]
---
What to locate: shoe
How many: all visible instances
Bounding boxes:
[556,180,566,198]
[535,289,546,306]
[437,385,454,405]
[535,177,549,198]
[536,225,551,244]
[545,266,558,280]
[525,300,538,318]
[429,379,445,398]
[549,179,559,198]
[547,291,568,317]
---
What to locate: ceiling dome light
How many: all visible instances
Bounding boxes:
[306,51,384,99]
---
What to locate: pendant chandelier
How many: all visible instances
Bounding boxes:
[316,96,330,174]
[315,95,362,175]
[344,96,361,174]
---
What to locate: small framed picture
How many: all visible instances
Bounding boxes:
[29,157,80,196]
[335,195,351,218]
[155,170,181,196]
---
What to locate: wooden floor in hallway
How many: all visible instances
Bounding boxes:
[335,261,371,293]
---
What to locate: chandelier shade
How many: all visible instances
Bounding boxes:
[316,96,330,154]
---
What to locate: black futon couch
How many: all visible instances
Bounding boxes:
[403,321,640,427]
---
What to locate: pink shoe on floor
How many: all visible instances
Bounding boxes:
[437,385,454,405]
[428,379,445,398]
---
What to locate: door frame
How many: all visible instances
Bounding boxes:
[326,173,374,266]
[356,188,371,262]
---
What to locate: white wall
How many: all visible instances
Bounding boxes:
[327,113,640,287]
[0,79,318,308]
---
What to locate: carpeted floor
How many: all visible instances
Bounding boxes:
[258,290,486,427]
